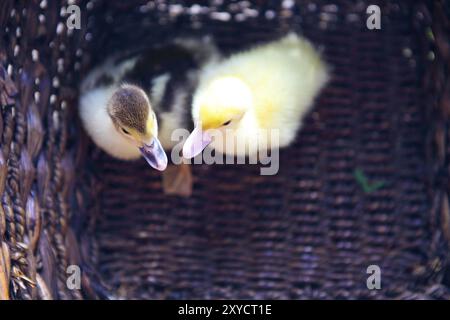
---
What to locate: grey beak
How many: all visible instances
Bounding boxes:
[139,137,168,171]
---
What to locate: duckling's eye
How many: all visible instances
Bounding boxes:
[222,120,232,126]
[121,127,130,135]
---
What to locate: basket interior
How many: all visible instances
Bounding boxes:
[76,1,450,299]
[1,0,449,300]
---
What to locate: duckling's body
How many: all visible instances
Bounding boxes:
[183,33,329,158]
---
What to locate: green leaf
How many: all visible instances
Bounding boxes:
[353,168,385,193]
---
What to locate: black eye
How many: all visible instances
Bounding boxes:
[121,127,130,135]
[222,120,232,126]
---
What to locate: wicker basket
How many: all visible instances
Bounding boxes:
[0,0,449,300]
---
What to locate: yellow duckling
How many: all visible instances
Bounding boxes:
[183,33,329,158]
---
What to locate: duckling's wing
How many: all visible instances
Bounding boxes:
[80,54,138,93]
[121,36,220,99]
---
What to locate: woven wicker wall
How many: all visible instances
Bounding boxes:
[0,0,449,299]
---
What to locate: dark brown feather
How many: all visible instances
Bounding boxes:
[107,85,149,134]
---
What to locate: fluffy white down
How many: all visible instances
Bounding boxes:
[193,33,329,156]
[79,86,141,160]
[79,57,146,160]
[157,87,190,150]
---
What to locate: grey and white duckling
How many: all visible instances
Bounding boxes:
[79,36,220,196]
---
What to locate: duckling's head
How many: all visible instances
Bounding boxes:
[183,76,252,158]
[107,84,167,170]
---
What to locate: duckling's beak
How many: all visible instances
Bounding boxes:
[139,137,168,171]
[182,125,212,159]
